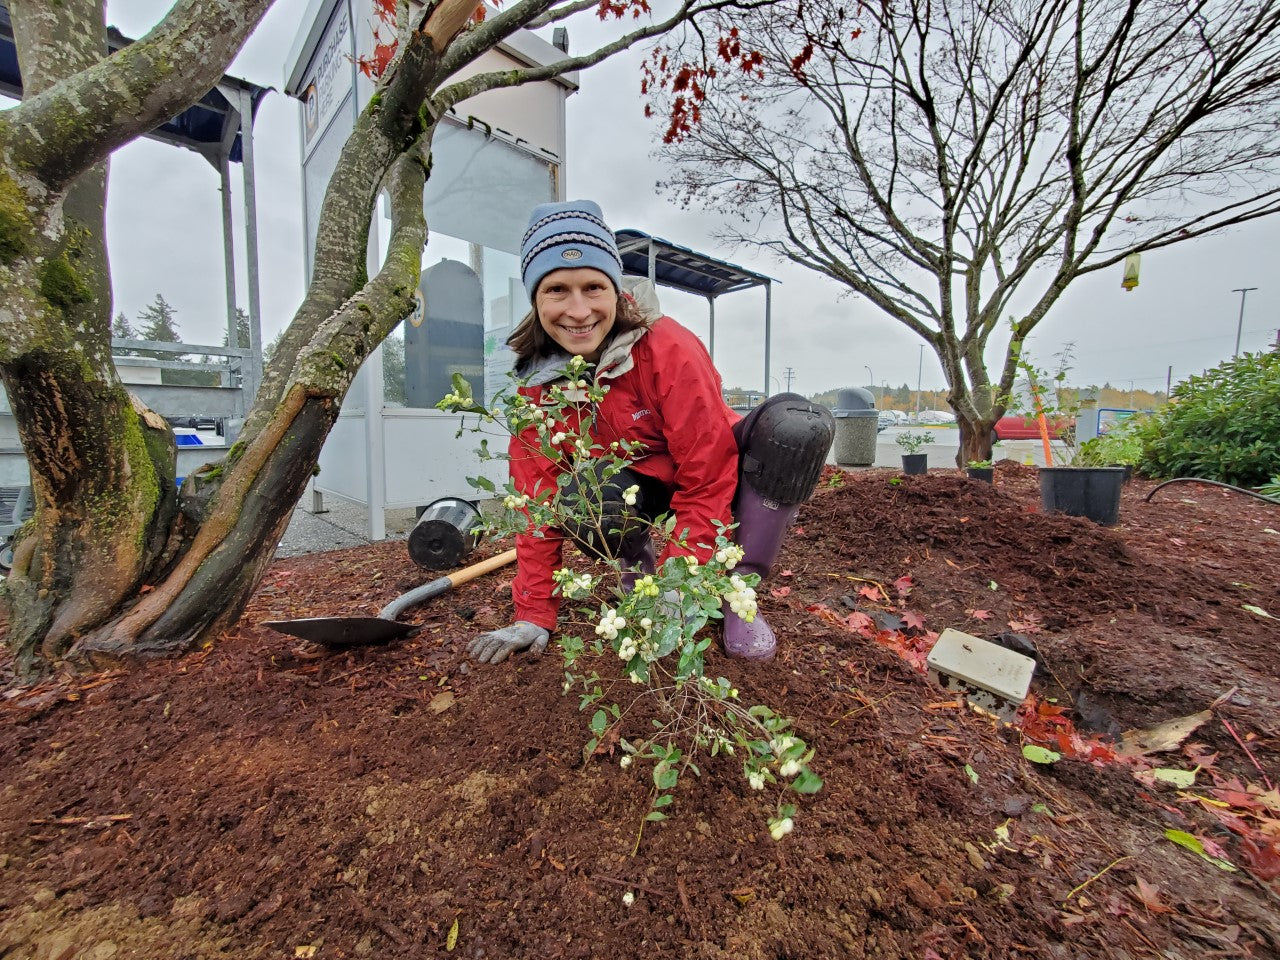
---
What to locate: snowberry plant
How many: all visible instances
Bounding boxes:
[438,358,821,847]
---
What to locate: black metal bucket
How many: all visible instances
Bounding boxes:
[408,497,482,570]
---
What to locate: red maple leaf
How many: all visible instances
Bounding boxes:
[858,585,880,602]
[893,575,914,599]
[966,608,993,620]
[901,610,926,631]
[770,586,791,599]
[845,611,875,637]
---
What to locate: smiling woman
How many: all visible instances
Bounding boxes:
[466,199,836,666]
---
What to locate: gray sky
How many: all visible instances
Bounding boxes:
[103,0,1279,399]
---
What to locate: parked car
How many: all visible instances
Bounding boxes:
[992,414,1074,441]
[917,409,957,425]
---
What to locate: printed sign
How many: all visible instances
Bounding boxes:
[302,4,354,155]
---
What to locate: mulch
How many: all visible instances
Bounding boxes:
[2,462,1278,959]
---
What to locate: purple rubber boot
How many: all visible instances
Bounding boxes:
[619,537,657,593]
[724,488,799,660]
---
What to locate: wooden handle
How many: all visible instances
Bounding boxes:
[445,548,518,588]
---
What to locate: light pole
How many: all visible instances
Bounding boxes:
[1232,287,1257,358]
[915,344,924,418]
[864,365,875,404]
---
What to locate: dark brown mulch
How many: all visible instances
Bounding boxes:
[2,463,1278,959]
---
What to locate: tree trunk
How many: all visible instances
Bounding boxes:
[956,416,997,467]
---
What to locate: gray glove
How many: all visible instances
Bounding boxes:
[468,621,550,664]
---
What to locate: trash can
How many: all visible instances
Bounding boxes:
[831,388,879,467]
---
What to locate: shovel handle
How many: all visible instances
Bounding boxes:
[445,548,518,588]
[379,548,518,621]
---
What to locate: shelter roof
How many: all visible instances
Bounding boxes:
[0,6,270,165]
[614,229,775,299]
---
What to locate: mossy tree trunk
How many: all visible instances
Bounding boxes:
[0,0,731,679]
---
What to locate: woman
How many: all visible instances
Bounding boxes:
[469,200,833,665]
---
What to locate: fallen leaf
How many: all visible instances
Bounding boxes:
[1117,710,1211,757]
[446,916,460,951]
[901,610,926,631]
[793,526,806,536]
[295,948,317,959]
[1130,877,1174,914]
[893,575,914,598]
[429,691,456,714]
[1164,829,1237,871]
[729,887,755,905]
[780,569,793,577]
[966,609,993,621]
[1022,745,1061,764]
[964,764,979,784]
[770,586,792,598]
[858,585,880,602]
[1242,604,1276,620]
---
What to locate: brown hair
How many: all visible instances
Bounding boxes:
[508,290,650,368]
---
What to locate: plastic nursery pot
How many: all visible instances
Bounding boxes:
[966,466,994,483]
[1038,466,1125,526]
[408,497,482,570]
[901,454,928,476]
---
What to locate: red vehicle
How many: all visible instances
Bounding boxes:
[992,414,1074,441]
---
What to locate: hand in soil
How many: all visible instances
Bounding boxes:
[467,620,550,664]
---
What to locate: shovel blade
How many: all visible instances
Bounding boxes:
[263,616,417,648]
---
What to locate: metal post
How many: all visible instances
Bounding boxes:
[915,344,923,417]
[238,86,264,408]
[864,365,874,404]
[1231,287,1257,358]
[707,295,715,365]
[764,282,772,398]
[218,155,239,391]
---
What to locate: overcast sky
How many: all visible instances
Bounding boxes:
[101,0,1279,399]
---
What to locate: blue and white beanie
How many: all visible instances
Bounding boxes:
[520,200,623,300]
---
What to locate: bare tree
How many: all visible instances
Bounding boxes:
[658,0,1280,463]
[0,0,776,678]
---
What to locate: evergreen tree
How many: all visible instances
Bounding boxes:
[222,308,251,350]
[111,312,137,356]
[136,294,182,361]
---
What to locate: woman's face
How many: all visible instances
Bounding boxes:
[535,268,617,363]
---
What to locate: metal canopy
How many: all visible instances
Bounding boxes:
[0,10,269,166]
[614,228,777,394]
[0,3,270,411]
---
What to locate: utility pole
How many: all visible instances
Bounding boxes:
[784,366,795,392]
[1231,287,1257,358]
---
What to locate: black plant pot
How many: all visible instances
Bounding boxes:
[1039,466,1126,526]
[901,454,928,475]
[966,467,994,483]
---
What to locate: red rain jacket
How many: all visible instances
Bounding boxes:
[509,316,740,629]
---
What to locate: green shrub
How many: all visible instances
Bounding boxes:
[1134,351,1280,487]
[1077,417,1146,467]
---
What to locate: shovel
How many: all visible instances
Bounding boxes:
[263,548,517,648]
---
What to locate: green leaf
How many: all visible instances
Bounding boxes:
[1164,829,1237,872]
[446,916,459,951]
[1243,604,1276,620]
[645,811,667,822]
[653,794,674,807]
[657,769,678,791]
[590,709,608,735]
[469,474,496,493]
[964,764,979,784]
[1022,744,1061,765]
[1152,768,1197,788]
[791,770,824,794]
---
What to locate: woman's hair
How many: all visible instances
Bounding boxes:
[507,289,650,366]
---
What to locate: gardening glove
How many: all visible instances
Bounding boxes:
[468,621,550,665]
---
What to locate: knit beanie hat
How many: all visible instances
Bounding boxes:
[520,200,624,300]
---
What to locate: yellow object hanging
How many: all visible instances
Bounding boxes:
[1122,252,1141,291]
